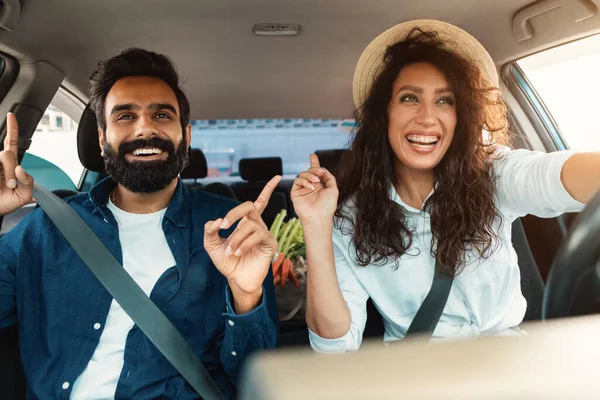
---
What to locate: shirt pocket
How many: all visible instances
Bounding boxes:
[458,262,504,286]
[457,242,513,287]
[184,249,221,294]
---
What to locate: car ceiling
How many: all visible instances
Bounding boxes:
[0,0,599,120]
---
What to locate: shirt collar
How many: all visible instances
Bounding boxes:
[389,184,435,214]
[89,177,190,228]
[164,179,189,228]
[89,176,116,209]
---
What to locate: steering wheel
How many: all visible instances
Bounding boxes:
[543,191,600,319]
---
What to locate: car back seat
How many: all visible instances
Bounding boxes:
[179,148,237,199]
[200,182,236,199]
[314,149,349,177]
[230,157,293,227]
[180,148,208,190]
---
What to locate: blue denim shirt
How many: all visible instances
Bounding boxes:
[0,177,279,399]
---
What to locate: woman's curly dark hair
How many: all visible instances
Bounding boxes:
[335,28,510,276]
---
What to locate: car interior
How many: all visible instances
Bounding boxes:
[0,0,599,398]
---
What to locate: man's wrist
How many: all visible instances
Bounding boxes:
[229,284,263,315]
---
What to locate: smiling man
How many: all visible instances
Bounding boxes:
[0,49,279,399]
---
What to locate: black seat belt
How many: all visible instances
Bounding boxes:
[405,258,454,337]
[32,183,225,400]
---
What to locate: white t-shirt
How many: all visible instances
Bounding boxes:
[309,149,586,353]
[70,200,175,399]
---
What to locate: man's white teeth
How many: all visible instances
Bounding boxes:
[132,148,162,156]
[406,135,439,144]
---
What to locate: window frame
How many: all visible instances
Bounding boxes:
[504,33,600,153]
[502,62,568,152]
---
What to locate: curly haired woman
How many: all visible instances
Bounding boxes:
[290,20,598,352]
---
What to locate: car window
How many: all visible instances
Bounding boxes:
[517,34,600,152]
[24,104,83,189]
[190,118,352,178]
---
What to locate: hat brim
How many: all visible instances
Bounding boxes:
[352,19,498,109]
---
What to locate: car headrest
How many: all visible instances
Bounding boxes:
[180,148,208,179]
[239,157,283,182]
[314,149,349,173]
[77,105,105,173]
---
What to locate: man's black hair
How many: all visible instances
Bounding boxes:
[89,48,190,132]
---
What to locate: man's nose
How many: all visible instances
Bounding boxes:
[134,115,158,138]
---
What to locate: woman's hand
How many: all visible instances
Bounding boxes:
[291,154,339,225]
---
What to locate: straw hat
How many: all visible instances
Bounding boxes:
[352,19,498,109]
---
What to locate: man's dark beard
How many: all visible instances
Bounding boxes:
[102,137,190,193]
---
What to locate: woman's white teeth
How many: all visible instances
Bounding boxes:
[132,148,162,156]
[406,135,439,147]
[406,135,440,144]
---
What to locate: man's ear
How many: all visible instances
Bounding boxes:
[98,127,105,157]
[185,124,192,148]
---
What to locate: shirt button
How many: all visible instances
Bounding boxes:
[93,323,101,330]
[228,320,235,327]
[231,351,237,356]
[62,381,70,390]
